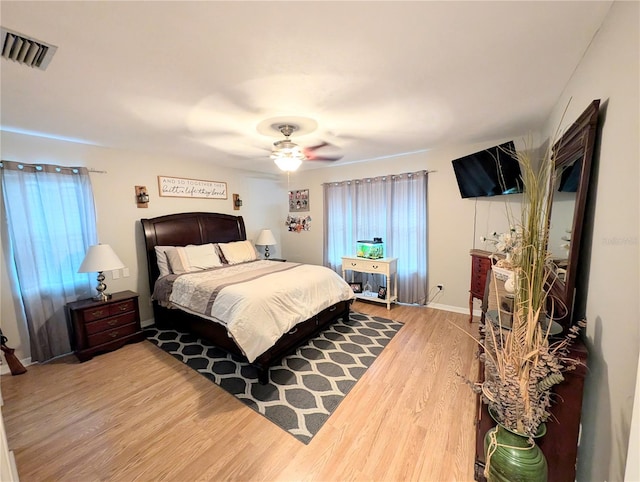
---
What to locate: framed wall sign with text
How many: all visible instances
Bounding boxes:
[158,176,228,199]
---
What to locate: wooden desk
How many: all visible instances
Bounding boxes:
[342,256,398,310]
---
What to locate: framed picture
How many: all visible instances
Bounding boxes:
[378,286,387,300]
[349,282,363,294]
[289,189,310,212]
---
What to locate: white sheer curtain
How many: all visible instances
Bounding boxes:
[1,160,98,362]
[323,171,428,304]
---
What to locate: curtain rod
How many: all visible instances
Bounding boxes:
[322,169,434,186]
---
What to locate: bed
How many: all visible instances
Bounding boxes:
[141,212,354,383]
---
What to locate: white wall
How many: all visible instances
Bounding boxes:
[543,2,639,480]
[0,130,287,364]
[284,138,531,313]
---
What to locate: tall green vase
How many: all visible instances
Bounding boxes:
[484,422,547,482]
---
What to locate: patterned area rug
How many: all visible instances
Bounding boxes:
[145,311,402,444]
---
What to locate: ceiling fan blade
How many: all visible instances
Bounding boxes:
[306,154,343,162]
[303,141,342,161]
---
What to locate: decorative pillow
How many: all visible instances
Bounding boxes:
[165,244,222,274]
[154,246,174,277]
[217,240,258,265]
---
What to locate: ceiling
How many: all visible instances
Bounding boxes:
[0,1,612,174]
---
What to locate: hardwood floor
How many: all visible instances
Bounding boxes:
[2,301,480,481]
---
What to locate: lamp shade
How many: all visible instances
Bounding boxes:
[255,229,277,246]
[78,244,125,273]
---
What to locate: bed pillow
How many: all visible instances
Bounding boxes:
[154,246,174,277]
[217,240,258,265]
[165,244,223,274]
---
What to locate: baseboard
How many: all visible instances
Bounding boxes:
[141,317,154,329]
[0,357,32,376]
[427,302,482,317]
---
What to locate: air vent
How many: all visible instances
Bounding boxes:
[1,27,57,70]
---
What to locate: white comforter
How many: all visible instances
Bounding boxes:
[155,260,354,362]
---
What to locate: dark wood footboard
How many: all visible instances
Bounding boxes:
[153,299,353,384]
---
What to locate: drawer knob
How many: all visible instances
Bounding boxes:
[118,305,128,312]
[372,265,378,269]
[107,320,117,326]
[351,262,357,266]
[109,331,119,338]
[90,309,107,317]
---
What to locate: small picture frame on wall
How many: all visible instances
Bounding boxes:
[378,286,387,300]
[350,282,363,294]
[289,189,309,212]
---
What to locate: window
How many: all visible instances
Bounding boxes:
[323,171,428,304]
[1,160,98,361]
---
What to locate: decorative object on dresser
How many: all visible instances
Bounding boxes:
[141,212,353,384]
[468,249,493,323]
[146,310,402,444]
[255,229,277,258]
[66,290,145,362]
[78,244,125,302]
[471,100,599,482]
[341,256,397,310]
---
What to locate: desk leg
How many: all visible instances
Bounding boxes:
[384,273,389,309]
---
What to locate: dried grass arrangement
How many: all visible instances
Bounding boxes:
[470,143,586,440]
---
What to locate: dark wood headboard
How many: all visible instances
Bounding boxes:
[140,212,246,292]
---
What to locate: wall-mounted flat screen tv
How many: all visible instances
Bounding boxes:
[451,141,523,199]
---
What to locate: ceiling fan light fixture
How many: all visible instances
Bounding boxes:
[272,151,304,172]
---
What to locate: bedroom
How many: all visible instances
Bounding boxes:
[0,1,638,481]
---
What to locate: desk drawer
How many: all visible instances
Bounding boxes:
[343,258,388,274]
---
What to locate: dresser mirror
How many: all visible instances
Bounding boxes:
[547,99,600,328]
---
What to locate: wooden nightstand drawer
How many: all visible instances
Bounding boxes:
[87,322,139,348]
[84,306,111,322]
[85,311,137,336]
[110,299,135,315]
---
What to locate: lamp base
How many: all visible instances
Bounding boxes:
[93,292,112,302]
[264,246,271,259]
[93,272,112,302]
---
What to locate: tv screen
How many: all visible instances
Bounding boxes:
[558,159,581,192]
[451,141,522,199]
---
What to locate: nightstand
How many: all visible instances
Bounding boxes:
[66,290,145,361]
[266,258,286,262]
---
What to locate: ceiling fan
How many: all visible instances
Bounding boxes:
[271,124,342,172]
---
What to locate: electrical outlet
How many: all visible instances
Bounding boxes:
[437,284,444,291]
[123,267,130,278]
[111,270,120,280]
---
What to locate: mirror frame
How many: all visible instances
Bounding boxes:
[548,99,600,329]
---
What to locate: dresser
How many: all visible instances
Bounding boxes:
[468,249,493,323]
[474,274,588,482]
[67,290,145,361]
[341,256,398,309]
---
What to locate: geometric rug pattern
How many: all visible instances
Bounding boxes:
[145,311,403,444]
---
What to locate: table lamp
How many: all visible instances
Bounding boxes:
[255,229,277,259]
[78,244,125,301]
